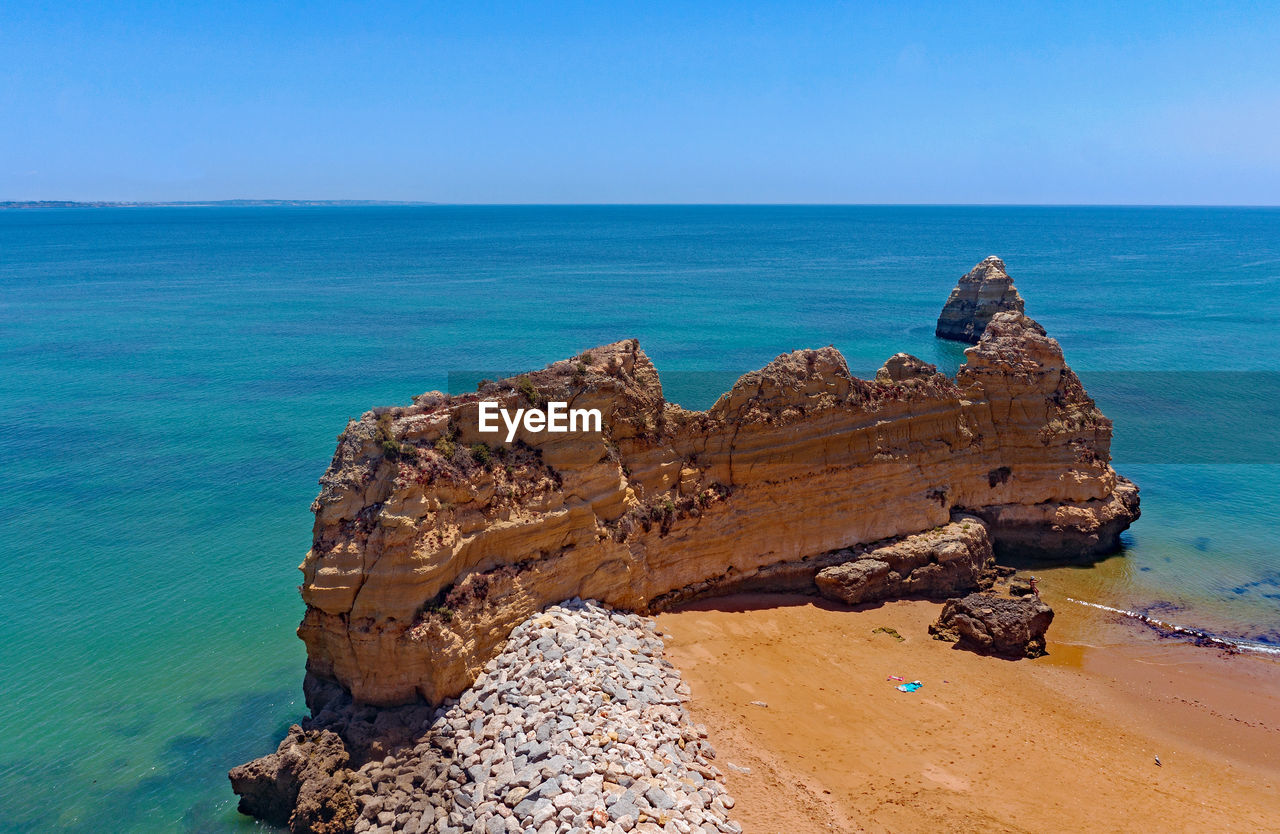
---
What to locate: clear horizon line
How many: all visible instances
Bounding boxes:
[4,199,1280,209]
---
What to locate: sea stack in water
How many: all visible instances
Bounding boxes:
[936,255,1026,343]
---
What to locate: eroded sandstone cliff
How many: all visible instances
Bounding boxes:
[936,255,1027,343]
[297,305,1138,707]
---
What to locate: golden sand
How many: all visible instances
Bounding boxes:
[657,592,1280,833]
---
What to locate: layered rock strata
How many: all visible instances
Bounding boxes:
[298,303,1136,706]
[814,514,993,606]
[936,255,1027,343]
[233,601,739,834]
[648,512,994,611]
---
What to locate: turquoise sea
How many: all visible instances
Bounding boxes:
[2,206,1279,832]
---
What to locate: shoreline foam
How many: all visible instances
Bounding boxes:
[1065,597,1280,656]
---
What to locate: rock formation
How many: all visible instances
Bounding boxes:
[297,295,1138,707]
[875,352,940,383]
[229,725,360,834]
[936,255,1026,343]
[815,515,993,606]
[930,591,1056,658]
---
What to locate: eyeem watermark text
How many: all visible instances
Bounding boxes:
[478,401,602,442]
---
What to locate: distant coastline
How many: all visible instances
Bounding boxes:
[0,199,438,209]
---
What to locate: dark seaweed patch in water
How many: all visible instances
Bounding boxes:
[107,712,155,739]
[0,683,299,834]
[115,684,299,832]
[1155,632,1242,655]
[1139,600,1186,616]
[1125,605,1279,655]
[1210,625,1280,647]
[1137,616,1245,655]
[1225,571,1280,598]
[0,755,79,831]
[1071,597,1280,657]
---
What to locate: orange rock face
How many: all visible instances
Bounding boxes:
[936,255,1026,343]
[298,311,1138,706]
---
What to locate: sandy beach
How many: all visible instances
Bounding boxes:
[657,591,1280,833]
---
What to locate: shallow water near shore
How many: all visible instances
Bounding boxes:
[2,205,1279,831]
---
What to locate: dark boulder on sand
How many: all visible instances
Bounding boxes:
[930,591,1054,658]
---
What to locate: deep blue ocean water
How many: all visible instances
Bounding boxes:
[2,205,1278,831]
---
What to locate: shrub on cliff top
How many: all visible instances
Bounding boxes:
[516,375,540,405]
[374,412,418,461]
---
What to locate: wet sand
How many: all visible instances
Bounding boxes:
[656,591,1280,833]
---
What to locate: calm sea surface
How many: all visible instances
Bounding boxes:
[2,206,1278,831]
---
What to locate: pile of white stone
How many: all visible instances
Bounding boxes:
[350,599,741,834]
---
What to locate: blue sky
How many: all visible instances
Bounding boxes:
[3,1,1278,203]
